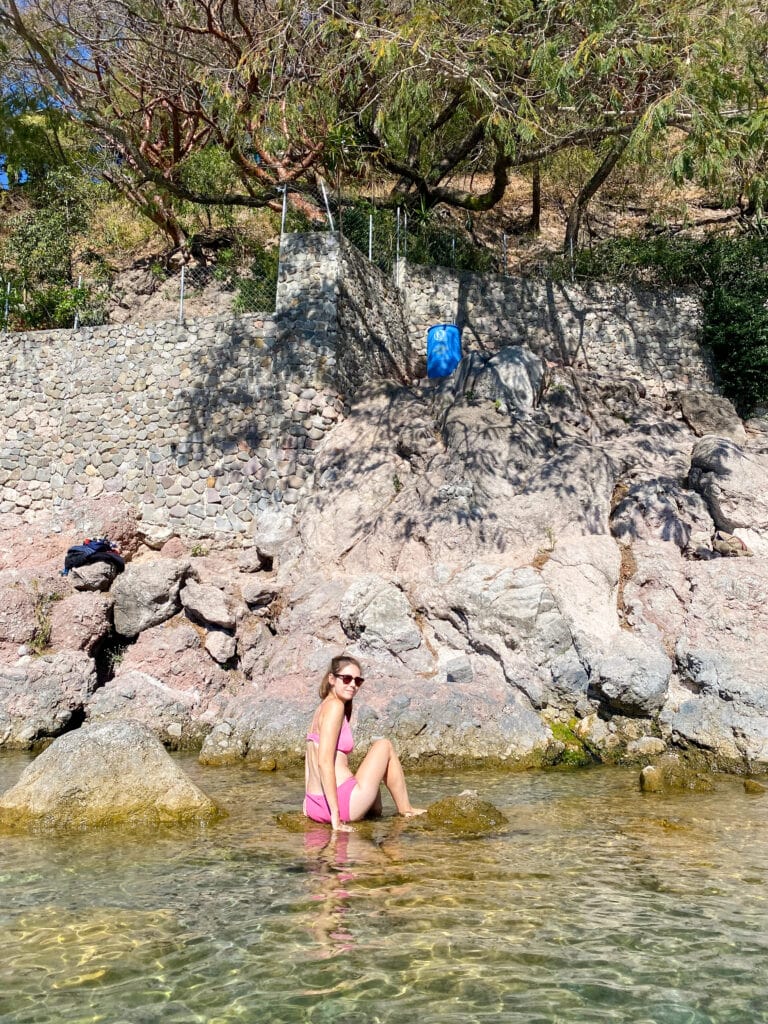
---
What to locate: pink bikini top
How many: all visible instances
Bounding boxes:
[306,715,354,754]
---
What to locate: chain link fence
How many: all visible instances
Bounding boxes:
[0,176,550,333]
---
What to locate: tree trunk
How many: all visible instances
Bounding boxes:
[528,162,541,235]
[563,139,630,254]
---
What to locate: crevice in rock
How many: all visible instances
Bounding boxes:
[92,631,136,686]
[616,542,638,629]
[679,677,704,695]
[63,705,87,733]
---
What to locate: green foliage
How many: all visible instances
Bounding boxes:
[209,244,279,313]
[702,239,768,416]
[5,282,107,331]
[0,165,110,328]
[2,168,97,284]
[547,233,768,415]
[341,201,494,273]
[549,720,594,768]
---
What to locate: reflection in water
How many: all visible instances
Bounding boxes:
[303,824,412,961]
[305,827,358,958]
[2,756,768,1023]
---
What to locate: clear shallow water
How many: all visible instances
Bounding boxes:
[2,756,768,1024]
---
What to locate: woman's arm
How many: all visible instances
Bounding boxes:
[317,701,350,831]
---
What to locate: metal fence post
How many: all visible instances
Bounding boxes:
[320,180,335,231]
[179,265,186,324]
[368,213,373,261]
[502,233,508,276]
[280,184,288,239]
[73,274,82,329]
[2,281,9,333]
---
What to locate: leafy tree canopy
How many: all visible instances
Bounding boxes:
[0,0,765,248]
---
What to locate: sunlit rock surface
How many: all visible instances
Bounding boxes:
[3,349,768,771]
[0,720,220,830]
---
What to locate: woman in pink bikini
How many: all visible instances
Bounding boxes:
[304,655,425,832]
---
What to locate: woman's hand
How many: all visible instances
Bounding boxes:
[331,815,354,833]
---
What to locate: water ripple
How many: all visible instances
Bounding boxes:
[2,758,768,1023]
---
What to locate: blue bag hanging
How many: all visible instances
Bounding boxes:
[426,323,462,378]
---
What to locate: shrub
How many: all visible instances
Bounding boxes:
[546,234,768,416]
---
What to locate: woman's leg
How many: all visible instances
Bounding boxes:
[348,739,424,820]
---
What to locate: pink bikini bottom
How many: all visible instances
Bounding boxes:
[304,777,358,824]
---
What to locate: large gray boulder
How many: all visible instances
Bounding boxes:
[661,663,768,767]
[180,579,236,630]
[689,436,768,535]
[70,561,121,592]
[591,633,672,716]
[679,391,746,445]
[340,576,422,654]
[0,650,98,749]
[112,559,190,637]
[0,720,221,830]
[448,347,544,411]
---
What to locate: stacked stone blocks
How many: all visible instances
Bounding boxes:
[0,233,712,537]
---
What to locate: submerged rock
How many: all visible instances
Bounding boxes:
[0,720,221,831]
[639,753,716,795]
[424,792,508,835]
[744,779,766,795]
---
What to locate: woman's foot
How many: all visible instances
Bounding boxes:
[402,807,427,817]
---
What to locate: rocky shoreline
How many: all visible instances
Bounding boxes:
[2,345,768,776]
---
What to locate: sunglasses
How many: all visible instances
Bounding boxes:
[335,673,365,686]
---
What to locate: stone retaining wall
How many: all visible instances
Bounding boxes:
[0,234,347,539]
[0,233,713,537]
[399,262,712,395]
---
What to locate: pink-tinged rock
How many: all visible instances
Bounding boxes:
[181,579,236,630]
[0,649,97,749]
[237,549,271,573]
[236,615,270,678]
[160,537,187,559]
[0,519,69,574]
[622,541,691,647]
[0,586,36,645]
[200,635,554,768]
[68,496,142,560]
[0,498,139,576]
[86,619,248,747]
[187,553,238,591]
[49,592,113,654]
[241,578,280,608]
[540,536,621,645]
[205,631,237,664]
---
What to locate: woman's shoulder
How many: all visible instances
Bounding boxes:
[315,697,346,731]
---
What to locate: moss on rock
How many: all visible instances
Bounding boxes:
[424,793,508,835]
